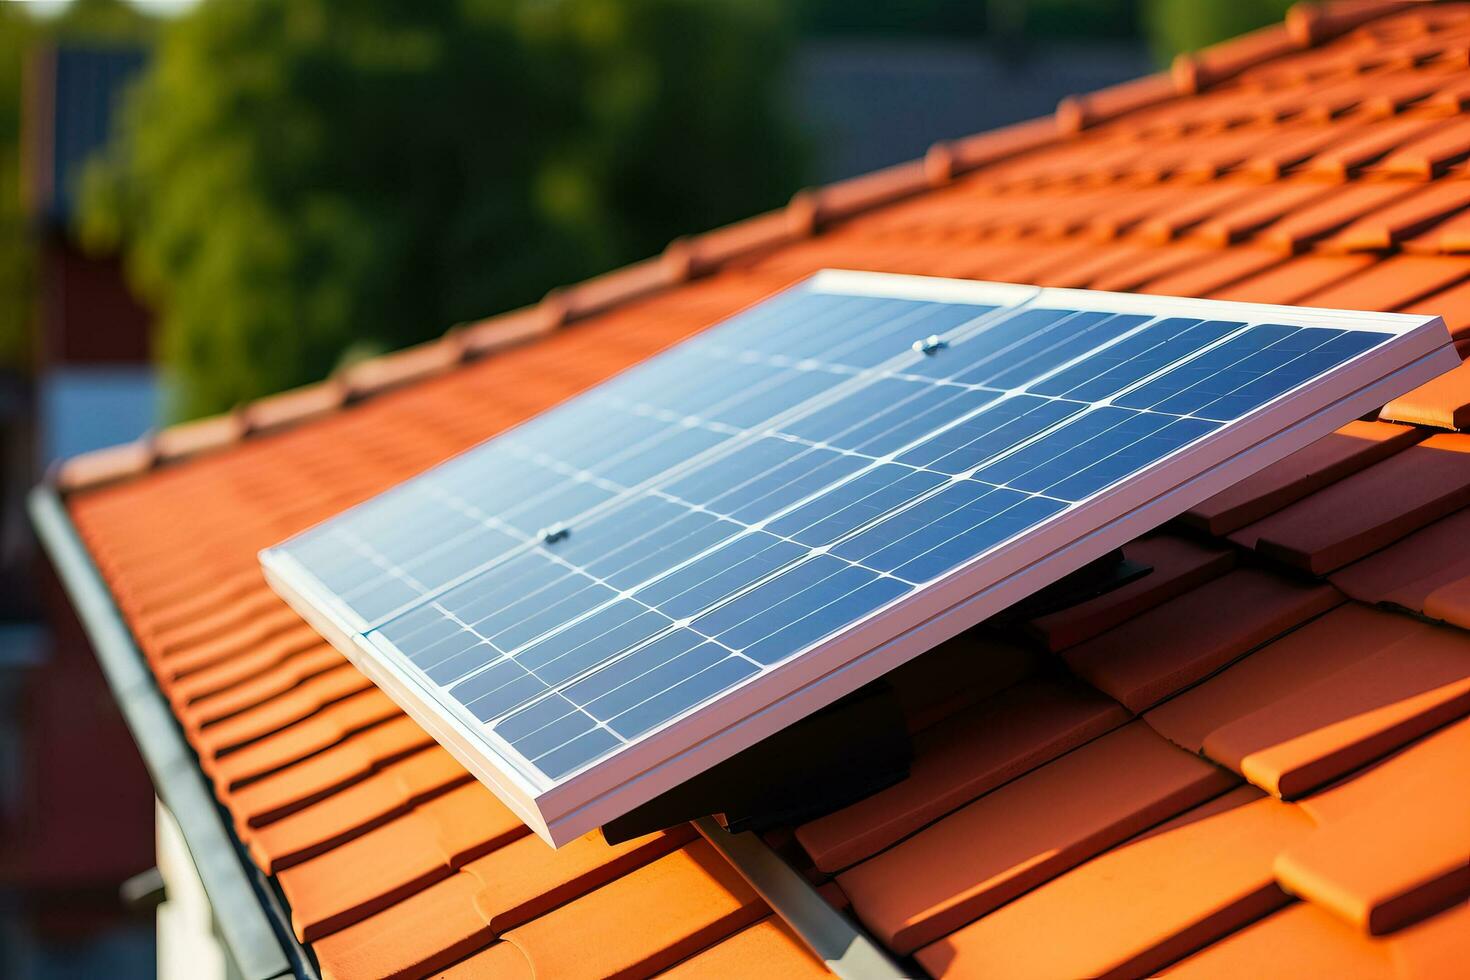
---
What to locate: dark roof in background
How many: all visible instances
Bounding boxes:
[25,43,146,229]
[36,2,1470,978]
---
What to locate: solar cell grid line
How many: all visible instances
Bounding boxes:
[283,284,1016,629]
[369,310,1369,739]
[366,304,1365,775]
[341,314,1346,728]
[262,271,1456,845]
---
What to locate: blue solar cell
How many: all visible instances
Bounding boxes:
[270,275,1419,795]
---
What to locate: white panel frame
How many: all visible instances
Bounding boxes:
[263,271,1458,845]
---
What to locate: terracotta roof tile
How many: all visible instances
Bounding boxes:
[1298,253,1470,309]
[312,872,490,980]
[229,715,435,828]
[1023,533,1236,651]
[658,917,830,979]
[1388,901,1470,980]
[1231,433,1470,573]
[914,788,1316,980]
[1403,280,1470,341]
[1330,505,1470,622]
[838,722,1236,954]
[500,840,767,980]
[207,689,405,792]
[1327,179,1470,250]
[1166,902,1396,978]
[466,827,695,935]
[1302,115,1451,180]
[169,642,341,714]
[1060,569,1343,712]
[434,941,534,980]
[1274,780,1470,933]
[1382,355,1470,429]
[1201,621,1470,798]
[1183,419,1428,535]
[1376,113,1470,176]
[246,747,472,872]
[1137,247,1286,298]
[1259,179,1424,251]
[277,781,527,942]
[193,664,374,754]
[42,3,1470,973]
[1193,182,1339,246]
[1201,252,1376,305]
[796,677,1128,875]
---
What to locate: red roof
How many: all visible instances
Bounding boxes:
[52,3,1470,977]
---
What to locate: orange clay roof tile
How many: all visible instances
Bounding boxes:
[1389,900,1470,980]
[1298,252,1470,308]
[836,721,1237,954]
[1329,505,1470,623]
[207,689,404,793]
[1232,433,1470,573]
[1203,251,1377,305]
[1143,603,1424,753]
[176,645,345,723]
[1022,533,1236,652]
[1135,246,1286,298]
[1259,179,1424,251]
[1274,779,1470,933]
[229,715,436,829]
[1326,179,1470,250]
[1165,901,1396,979]
[1200,622,1470,798]
[1376,113,1470,175]
[657,916,831,979]
[245,746,472,873]
[466,827,696,935]
[500,840,767,980]
[913,787,1317,980]
[311,871,491,980]
[42,4,1470,975]
[1182,419,1429,535]
[1059,569,1344,712]
[277,781,527,942]
[1303,113,1452,180]
[795,677,1128,875]
[1381,355,1470,428]
[434,942,535,980]
[192,663,374,753]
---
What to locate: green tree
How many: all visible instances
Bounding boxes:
[82,0,803,420]
[1142,0,1293,63]
[0,5,34,372]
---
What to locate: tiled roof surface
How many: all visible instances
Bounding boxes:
[56,3,1470,977]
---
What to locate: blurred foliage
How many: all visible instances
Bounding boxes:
[81,0,804,420]
[0,0,155,374]
[0,5,32,372]
[1142,0,1294,63]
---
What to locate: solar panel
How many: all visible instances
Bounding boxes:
[262,270,1456,845]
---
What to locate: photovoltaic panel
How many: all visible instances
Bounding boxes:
[262,271,1456,844]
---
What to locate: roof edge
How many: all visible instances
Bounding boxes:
[27,485,316,980]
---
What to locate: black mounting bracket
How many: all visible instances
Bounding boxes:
[601,680,912,844]
[990,548,1152,626]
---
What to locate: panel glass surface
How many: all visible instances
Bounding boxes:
[271,276,1396,787]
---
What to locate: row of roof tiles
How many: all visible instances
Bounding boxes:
[54,3,1470,978]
